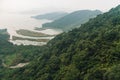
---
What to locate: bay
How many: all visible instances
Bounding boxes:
[0,13,62,45]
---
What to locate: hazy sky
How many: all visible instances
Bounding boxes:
[0,0,120,14]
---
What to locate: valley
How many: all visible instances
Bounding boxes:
[0,1,120,80]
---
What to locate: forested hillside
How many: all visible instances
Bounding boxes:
[0,29,44,77]
[0,29,41,65]
[1,5,120,80]
[43,10,102,31]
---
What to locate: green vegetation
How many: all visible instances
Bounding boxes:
[16,29,54,37]
[43,10,102,31]
[1,5,120,80]
[0,29,47,79]
[0,29,45,67]
[32,12,68,20]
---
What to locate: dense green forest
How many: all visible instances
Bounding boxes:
[0,29,43,66]
[43,10,102,31]
[0,29,45,78]
[1,5,120,80]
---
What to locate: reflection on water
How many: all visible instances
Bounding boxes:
[0,13,61,45]
[9,40,47,46]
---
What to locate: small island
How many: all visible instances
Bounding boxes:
[16,29,54,37]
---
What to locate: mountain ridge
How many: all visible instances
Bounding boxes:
[42,10,102,31]
[32,12,68,20]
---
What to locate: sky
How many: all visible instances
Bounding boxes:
[0,0,120,14]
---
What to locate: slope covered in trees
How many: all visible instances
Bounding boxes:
[43,10,102,31]
[1,5,120,80]
[0,29,43,69]
[0,29,48,79]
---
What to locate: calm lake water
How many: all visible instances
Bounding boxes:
[0,13,62,46]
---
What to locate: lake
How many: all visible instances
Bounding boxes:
[0,13,62,46]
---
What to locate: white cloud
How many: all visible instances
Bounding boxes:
[0,0,120,13]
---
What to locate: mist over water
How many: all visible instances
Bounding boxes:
[0,13,50,31]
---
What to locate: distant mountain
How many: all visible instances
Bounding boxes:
[32,12,68,20]
[43,10,102,31]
